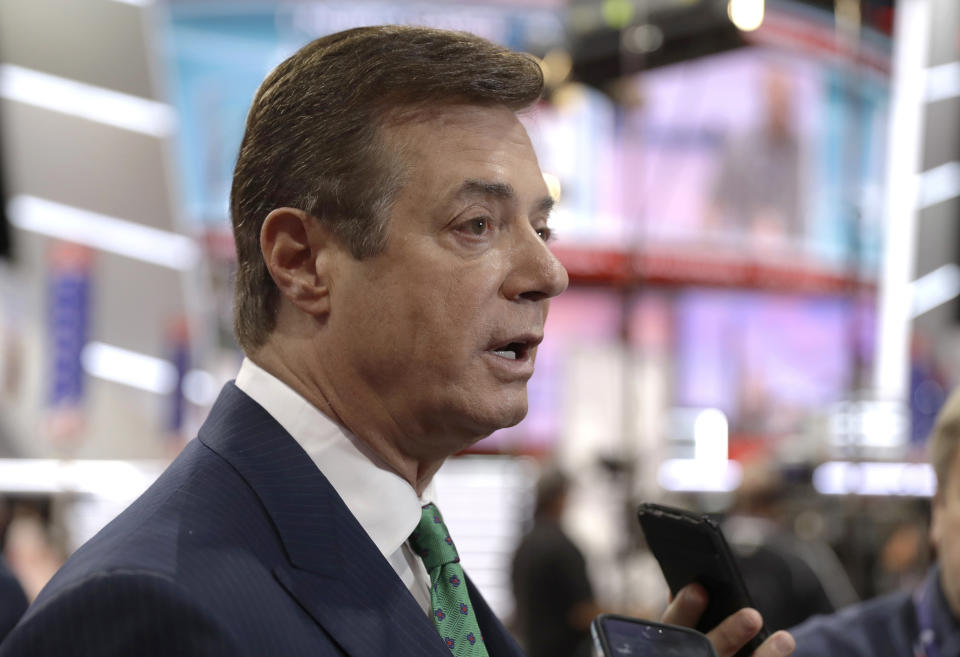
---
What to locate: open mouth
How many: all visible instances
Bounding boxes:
[491,342,529,361]
[488,334,542,362]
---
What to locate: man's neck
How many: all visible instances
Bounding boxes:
[248,345,447,496]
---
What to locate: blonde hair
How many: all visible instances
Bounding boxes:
[928,387,960,495]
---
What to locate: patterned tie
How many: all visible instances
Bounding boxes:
[409,503,490,657]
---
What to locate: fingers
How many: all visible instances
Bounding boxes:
[660,583,707,628]
[706,608,794,657]
[749,631,795,657]
[660,587,795,657]
[706,607,762,656]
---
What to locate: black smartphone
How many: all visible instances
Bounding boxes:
[591,614,717,657]
[636,503,768,657]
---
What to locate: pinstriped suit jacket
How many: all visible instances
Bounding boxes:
[0,383,525,657]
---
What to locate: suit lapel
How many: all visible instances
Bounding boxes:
[198,383,451,657]
[466,573,526,657]
[273,564,450,657]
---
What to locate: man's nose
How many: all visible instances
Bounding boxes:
[503,226,569,302]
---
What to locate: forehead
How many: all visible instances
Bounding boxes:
[383,104,545,190]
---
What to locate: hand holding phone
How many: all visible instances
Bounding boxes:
[591,614,716,657]
[636,503,768,657]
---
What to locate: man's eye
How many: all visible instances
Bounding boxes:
[463,218,490,236]
[536,226,554,242]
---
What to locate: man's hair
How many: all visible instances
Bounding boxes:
[929,387,960,496]
[230,25,544,353]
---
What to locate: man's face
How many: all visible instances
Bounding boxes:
[323,104,568,459]
[932,446,960,617]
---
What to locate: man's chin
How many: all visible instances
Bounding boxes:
[474,403,529,439]
[456,394,529,438]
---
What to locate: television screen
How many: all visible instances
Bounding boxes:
[673,287,874,437]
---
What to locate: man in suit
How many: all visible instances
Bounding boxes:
[790,386,960,656]
[0,26,794,657]
[0,556,26,643]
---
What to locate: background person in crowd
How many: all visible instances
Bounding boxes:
[511,469,599,657]
[724,462,854,632]
[0,26,792,657]
[790,386,960,656]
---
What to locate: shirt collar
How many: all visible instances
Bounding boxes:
[234,357,435,559]
[928,564,960,654]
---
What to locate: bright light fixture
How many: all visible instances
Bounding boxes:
[183,369,220,406]
[694,408,729,462]
[727,0,764,32]
[8,195,201,271]
[81,341,220,404]
[918,161,960,209]
[81,342,178,395]
[910,263,960,318]
[0,458,163,499]
[0,64,175,138]
[813,461,935,497]
[658,459,743,493]
[542,172,563,203]
[926,61,960,103]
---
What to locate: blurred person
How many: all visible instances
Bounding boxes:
[707,64,806,248]
[873,513,931,595]
[723,463,852,632]
[2,511,64,603]
[511,469,598,657]
[0,26,792,657]
[790,386,960,656]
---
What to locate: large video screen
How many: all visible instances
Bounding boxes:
[164,3,889,274]
[527,43,889,271]
[673,287,874,437]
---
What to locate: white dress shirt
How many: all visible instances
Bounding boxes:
[234,357,435,615]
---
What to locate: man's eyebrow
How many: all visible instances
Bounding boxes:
[457,179,555,216]
[536,195,555,217]
[458,179,515,200]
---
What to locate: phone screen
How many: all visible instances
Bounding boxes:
[592,616,716,657]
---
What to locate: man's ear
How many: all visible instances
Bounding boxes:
[260,207,336,317]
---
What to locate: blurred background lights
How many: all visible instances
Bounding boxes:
[813,461,936,497]
[910,263,960,318]
[551,81,590,110]
[694,408,729,462]
[182,369,220,406]
[8,195,201,271]
[541,49,573,88]
[727,0,765,32]
[834,0,862,31]
[621,24,665,55]
[81,342,178,395]
[0,64,175,138]
[602,0,635,30]
[542,172,563,203]
[658,459,743,493]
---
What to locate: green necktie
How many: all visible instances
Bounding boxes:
[409,503,490,657]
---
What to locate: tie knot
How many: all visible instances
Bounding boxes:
[409,503,460,571]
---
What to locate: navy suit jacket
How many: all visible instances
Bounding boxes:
[0,558,26,644]
[0,383,525,657]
